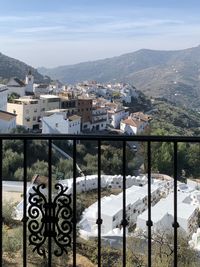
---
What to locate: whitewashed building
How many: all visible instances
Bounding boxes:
[107,106,129,129]
[79,179,173,238]
[39,95,60,112]
[137,192,199,236]
[0,85,8,111]
[91,106,108,131]
[34,84,50,95]
[121,84,139,103]
[7,77,25,96]
[42,112,81,134]
[0,110,16,133]
[7,97,41,130]
[120,112,151,135]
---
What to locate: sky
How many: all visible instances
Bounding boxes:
[0,0,200,68]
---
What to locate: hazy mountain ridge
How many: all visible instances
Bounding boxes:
[38,45,200,108]
[0,52,50,83]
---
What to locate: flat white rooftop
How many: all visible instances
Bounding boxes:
[40,95,60,99]
[138,192,196,223]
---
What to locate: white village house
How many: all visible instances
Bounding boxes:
[120,112,151,135]
[79,179,174,238]
[0,84,8,111]
[7,96,41,130]
[107,103,129,129]
[137,192,199,236]
[0,110,16,133]
[42,111,81,134]
[6,77,26,97]
[91,106,108,131]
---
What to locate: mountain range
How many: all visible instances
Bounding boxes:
[0,52,50,83]
[39,45,200,108]
[1,45,200,108]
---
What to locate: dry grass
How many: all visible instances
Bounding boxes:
[3,191,22,203]
[68,254,96,267]
[3,253,96,267]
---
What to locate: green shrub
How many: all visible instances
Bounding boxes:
[3,201,18,227]
[3,226,22,258]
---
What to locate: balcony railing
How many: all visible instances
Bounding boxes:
[0,134,200,267]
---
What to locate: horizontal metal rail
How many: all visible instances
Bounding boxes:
[0,133,199,142]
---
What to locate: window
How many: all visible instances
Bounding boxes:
[33,116,36,121]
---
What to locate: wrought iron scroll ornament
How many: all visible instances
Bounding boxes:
[28,183,72,257]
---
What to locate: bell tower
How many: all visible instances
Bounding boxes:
[25,70,34,93]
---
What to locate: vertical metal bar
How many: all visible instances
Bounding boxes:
[122,140,127,267]
[147,141,152,267]
[97,140,102,267]
[173,142,178,267]
[23,139,27,267]
[48,139,52,267]
[0,139,2,267]
[73,139,77,267]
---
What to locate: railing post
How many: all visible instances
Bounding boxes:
[173,141,179,267]
[122,140,128,267]
[147,141,152,267]
[97,139,102,267]
[23,139,27,267]
[0,139,2,267]
[73,139,77,267]
[48,139,52,267]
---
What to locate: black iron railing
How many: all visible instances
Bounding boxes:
[0,134,200,267]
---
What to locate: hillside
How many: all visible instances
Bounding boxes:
[0,52,50,83]
[150,99,200,136]
[38,45,200,108]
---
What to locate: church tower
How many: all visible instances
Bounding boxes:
[25,70,34,94]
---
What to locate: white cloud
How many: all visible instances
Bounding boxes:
[0,15,42,22]
[15,26,66,33]
[0,8,200,67]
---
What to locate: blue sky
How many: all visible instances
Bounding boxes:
[0,0,200,67]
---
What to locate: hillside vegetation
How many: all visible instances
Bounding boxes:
[0,52,50,83]
[150,99,200,136]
